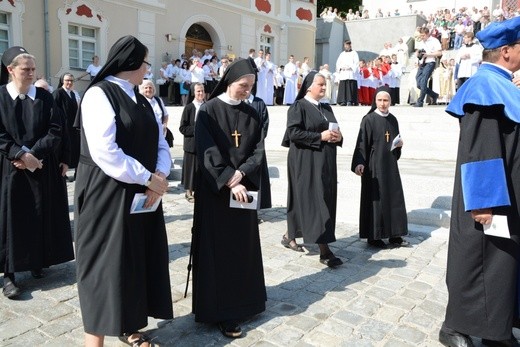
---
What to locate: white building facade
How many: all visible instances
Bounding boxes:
[0,0,317,90]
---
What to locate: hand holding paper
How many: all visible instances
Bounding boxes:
[130,193,162,214]
[483,215,510,238]
[328,122,342,143]
[390,134,402,151]
[229,190,258,210]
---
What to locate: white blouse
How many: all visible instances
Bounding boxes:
[81,75,171,185]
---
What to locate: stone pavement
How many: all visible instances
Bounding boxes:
[0,105,513,346]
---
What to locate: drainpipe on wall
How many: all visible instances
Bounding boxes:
[43,0,51,82]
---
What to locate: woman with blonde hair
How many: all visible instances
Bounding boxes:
[0,46,74,298]
[139,79,173,147]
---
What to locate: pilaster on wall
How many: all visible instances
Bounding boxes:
[278,27,288,64]
[241,14,256,59]
[137,9,155,74]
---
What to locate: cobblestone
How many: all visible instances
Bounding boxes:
[0,105,496,346]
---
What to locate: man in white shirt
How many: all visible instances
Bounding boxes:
[166,59,181,105]
[283,55,298,105]
[201,49,212,63]
[263,53,276,105]
[346,9,355,21]
[453,18,466,50]
[254,50,267,101]
[455,32,483,89]
[301,57,312,79]
[190,58,204,83]
[389,54,403,105]
[335,40,359,105]
[414,27,442,107]
[395,37,409,69]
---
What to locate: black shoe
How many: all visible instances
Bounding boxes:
[118,333,151,346]
[218,321,242,338]
[3,278,21,299]
[389,237,411,247]
[367,239,387,249]
[431,93,439,105]
[319,252,343,268]
[438,326,474,347]
[31,269,44,279]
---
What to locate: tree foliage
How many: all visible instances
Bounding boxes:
[316,0,362,17]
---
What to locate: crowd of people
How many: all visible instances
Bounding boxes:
[320,3,520,25]
[2,9,520,347]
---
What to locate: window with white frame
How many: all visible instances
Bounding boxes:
[0,12,10,56]
[260,35,273,55]
[68,24,97,69]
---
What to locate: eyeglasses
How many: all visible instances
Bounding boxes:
[143,60,152,67]
[63,79,74,82]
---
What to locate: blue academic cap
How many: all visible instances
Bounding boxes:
[476,16,520,50]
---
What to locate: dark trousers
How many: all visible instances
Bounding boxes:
[416,62,437,105]
[390,87,400,105]
[159,81,169,97]
[274,86,284,105]
[168,81,181,105]
[337,79,358,105]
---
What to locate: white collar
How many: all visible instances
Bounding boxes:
[105,75,135,94]
[63,87,74,96]
[217,92,241,105]
[481,62,513,77]
[105,75,136,101]
[193,99,204,107]
[304,95,320,105]
[375,109,389,117]
[7,82,36,100]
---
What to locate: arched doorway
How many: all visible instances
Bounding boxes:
[185,23,213,57]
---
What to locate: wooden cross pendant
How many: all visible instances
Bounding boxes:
[231,129,242,147]
[385,131,390,143]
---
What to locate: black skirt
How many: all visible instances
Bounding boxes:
[182,151,197,191]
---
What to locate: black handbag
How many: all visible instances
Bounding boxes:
[165,128,174,148]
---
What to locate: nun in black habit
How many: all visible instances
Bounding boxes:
[282,71,343,267]
[191,59,266,338]
[52,72,80,177]
[74,35,172,346]
[0,46,74,299]
[351,86,408,249]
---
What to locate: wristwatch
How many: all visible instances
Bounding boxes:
[240,170,246,178]
[145,174,152,187]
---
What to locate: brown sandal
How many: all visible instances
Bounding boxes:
[281,235,304,252]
